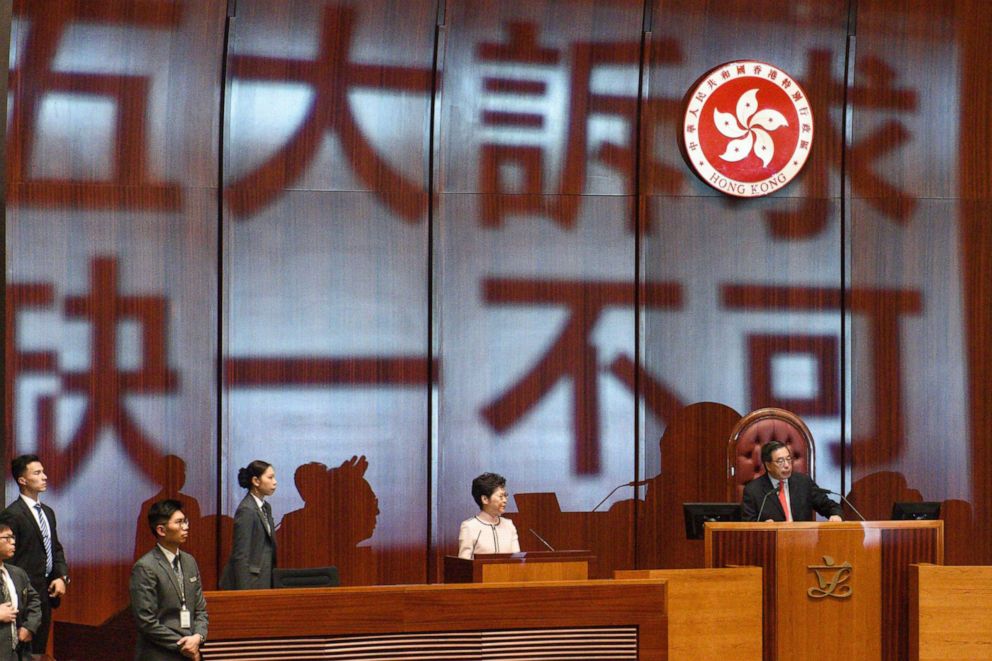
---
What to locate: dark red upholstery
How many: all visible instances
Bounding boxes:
[728,408,816,502]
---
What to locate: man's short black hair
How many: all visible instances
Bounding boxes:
[471,472,507,509]
[761,441,787,465]
[0,523,11,536]
[147,499,184,537]
[11,454,41,481]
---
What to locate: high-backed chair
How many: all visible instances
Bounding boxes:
[728,407,816,503]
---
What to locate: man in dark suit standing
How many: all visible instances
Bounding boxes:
[742,441,843,522]
[130,499,207,660]
[0,455,68,655]
[0,522,41,660]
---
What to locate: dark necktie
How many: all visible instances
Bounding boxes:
[172,554,184,586]
[0,568,16,649]
[262,502,272,535]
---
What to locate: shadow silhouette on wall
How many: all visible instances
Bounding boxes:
[510,402,742,575]
[277,455,380,586]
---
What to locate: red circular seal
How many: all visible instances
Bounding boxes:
[682,61,813,197]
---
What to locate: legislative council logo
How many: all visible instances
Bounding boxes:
[681,61,813,197]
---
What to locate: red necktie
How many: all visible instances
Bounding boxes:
[778,482,792,521]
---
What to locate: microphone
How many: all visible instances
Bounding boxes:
[756,482,781,522]
[591,478,651,512]
[469,529,483,559]
[814,488,865,521]
[529,528,555,551]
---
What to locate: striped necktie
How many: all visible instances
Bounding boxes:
[34,504,54,576]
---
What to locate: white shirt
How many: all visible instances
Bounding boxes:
[19,494,51,533]
[0,565,18,610]
[157,544,180,567]
[458,515,520,559]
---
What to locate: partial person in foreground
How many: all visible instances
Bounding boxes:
[458,472,520,559]
[220,460,277,590]
[130,499,208,661]
[742,441,843,522]
[0,522,41,660]
[0,455,68,655]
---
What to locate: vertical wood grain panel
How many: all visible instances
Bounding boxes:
[5,1,226,657]
[221,0,436,586]
[959,0,992,569]
[849,0,978,567]
[434,0,645,579]
[641,1,849,578]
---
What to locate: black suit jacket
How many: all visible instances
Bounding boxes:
[0,498,68,600]
[219,494,276,590]
[741,472,842,522]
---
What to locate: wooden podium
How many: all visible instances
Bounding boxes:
[443,550,595,583]
[705,521,943,661]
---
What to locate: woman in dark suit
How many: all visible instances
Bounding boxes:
[219,460,277,589]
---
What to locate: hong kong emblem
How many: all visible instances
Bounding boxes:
[681,60,813,197]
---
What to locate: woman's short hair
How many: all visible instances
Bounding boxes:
[471,472,506,509]
[237,460,272,490]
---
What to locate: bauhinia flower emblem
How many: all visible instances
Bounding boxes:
[714,88,789,168]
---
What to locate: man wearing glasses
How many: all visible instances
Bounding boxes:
[0,524,40,660]
[742,441,843,522]
[130,500,208,660]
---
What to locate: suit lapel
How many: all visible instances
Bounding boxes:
[153,547,186,605]
[249,495,273,539]
[15,498,46,548]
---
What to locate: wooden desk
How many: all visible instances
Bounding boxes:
[910,564,992,660]
[443,550,594,583]
[705,520,943,661]
[615,567,762,661]
[201,579,667,660]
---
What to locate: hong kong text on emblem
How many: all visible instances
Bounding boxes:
[681,60,813,197]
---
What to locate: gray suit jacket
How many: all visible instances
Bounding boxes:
[0,563,41,661]
[130,546,208,661]
[219,494,276,590]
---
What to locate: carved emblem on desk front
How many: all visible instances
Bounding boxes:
[807,555,853,598]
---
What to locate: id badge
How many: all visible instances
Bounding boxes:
[180,606,191,629]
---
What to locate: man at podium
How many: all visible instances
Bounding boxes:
[742,442,843,522]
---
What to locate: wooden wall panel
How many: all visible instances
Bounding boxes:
[639,0,848,573]
[850,0,983,566]
[221,0,436,586]
[434,0,645,578]
[4,0,226,657]
[959,0,992,569]
[2,1,991,658]
[435,194,640,577]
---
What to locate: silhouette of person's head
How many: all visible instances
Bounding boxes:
[155,454,187,492]
[327,456,379,546]
[294,462,330,504]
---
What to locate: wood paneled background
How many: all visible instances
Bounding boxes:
[3,0,990,657]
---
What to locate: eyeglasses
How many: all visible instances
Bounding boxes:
[771,457,794,466]
[173,519,190,529]
[0,536,15,542]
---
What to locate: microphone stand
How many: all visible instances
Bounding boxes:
[756,483,780,521]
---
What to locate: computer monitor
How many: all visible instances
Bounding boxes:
[683,502,742,540]
[272,566,340,589]
[890,501,941,521]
